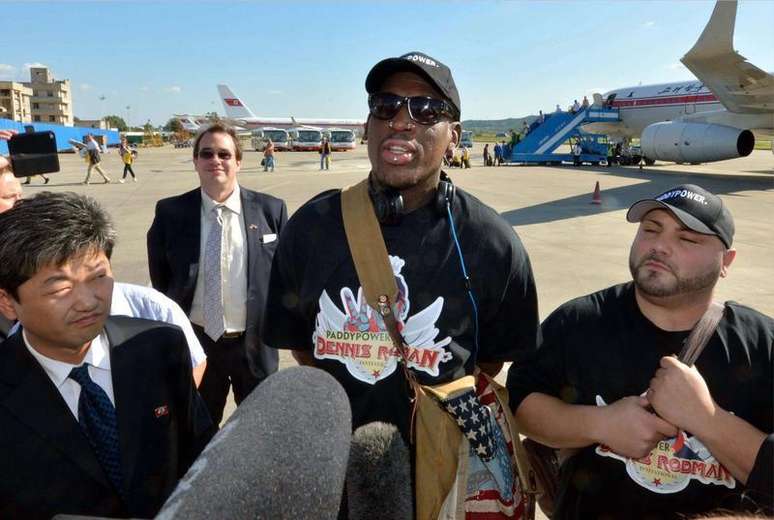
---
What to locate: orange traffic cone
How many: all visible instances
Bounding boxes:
[591,181,602,205]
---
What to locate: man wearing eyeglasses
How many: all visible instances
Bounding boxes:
[264,52,538,516]
[147,123,287,426]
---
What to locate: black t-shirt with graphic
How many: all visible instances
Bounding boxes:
[507,282,774,519]
[265,187,539,441]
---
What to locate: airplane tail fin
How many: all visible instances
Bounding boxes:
[175,115,201,132]
[682,0,736,61]
[217,84,257,120]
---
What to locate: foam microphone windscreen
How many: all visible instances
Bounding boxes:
[346,422,413,520]
[157,366,352,520]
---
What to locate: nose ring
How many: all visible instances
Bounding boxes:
[388,120,414,130]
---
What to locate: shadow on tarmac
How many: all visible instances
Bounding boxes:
[23,181,88,188]
[500,165,774,227]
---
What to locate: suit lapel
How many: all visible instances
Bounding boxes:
[241,187,261,289]
[180,189,203,287]
[104,318,142,488]
[0,333,110,489]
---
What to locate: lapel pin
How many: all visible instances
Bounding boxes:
[249,224,258,230]
[154,405,169,418]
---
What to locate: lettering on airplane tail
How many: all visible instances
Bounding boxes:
[224,98,243,107]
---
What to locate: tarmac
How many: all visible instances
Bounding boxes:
[21,144,774,364]
[24,143,774,319]
[20,144,772,519]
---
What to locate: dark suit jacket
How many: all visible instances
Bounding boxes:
[0,316,215,519]
[147,186,287,379]
[0,315,12,343]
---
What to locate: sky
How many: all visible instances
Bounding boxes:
[2,0,773,126]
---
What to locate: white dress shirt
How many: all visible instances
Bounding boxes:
[189,186,248,333]
[23,330,114,420]
[112,282,206,366]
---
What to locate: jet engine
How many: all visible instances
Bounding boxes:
[640,122,755,164]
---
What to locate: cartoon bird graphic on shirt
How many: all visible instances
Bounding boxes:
[314,255,452,383]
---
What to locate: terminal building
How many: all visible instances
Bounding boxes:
[0,66,73,125]
[0,66,118,155]
[25,67,73,125]
[0,81,33,122]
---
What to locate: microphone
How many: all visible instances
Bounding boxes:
[156,366,352,520]
[346,422,413,520]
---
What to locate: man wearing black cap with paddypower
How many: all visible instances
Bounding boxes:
[507,184,773,519]
[265,52,539,516]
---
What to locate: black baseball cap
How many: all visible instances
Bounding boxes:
[365,51,461,119]
[626,184,735,248]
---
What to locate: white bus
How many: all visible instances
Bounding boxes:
[291,128,323,151]
[460,130,474,149]
[328,128,357,151]
[252,127,291,151]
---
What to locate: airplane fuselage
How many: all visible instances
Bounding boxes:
[583,79,774,140]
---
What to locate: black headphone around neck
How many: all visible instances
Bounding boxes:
[368,172,455,225]
[366,169,480,357]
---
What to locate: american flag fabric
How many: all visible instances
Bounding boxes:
[442,388,496,462]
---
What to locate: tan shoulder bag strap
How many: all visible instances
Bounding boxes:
[340,179,399,312]
[678,301,725,366]
[340,180,421,438]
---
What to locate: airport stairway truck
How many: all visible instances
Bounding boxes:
[506,106,620,165]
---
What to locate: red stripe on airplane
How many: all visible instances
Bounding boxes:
[224,98,243,107]
[612,93,717,108]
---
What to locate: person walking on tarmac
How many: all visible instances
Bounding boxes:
[461,144,471,168]
[319,137,332,170]
[83,134,112,184]
[119,137,138,183]
[572,138,583,166]
[263,138,275,172]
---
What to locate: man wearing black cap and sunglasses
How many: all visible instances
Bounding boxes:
[508,184,773,518]
[265,52,539,516]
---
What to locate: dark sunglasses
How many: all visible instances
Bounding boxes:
[368,92,458,126]
[197,149,233,160]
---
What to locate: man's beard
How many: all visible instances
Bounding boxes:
[629,250,720,298]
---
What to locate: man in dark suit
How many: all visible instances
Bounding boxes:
[147,123,287,425]
[0,192,214,519]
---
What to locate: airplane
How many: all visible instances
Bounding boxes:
[582,0,773,164]
[217,85,365,132]
[173,115,205,133]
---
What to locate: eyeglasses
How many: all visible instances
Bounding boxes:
[368,92,458,126]
[197,149,233,160]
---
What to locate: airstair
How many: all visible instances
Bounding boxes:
[506,107,620,164]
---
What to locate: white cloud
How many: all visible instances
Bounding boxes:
[80,83,93,91]
[139,86,150,92]
[0,64,15,80]
[666,62,687,71]
[23,62,47,70]
[164,86,182,94]
[641,21,655,28]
